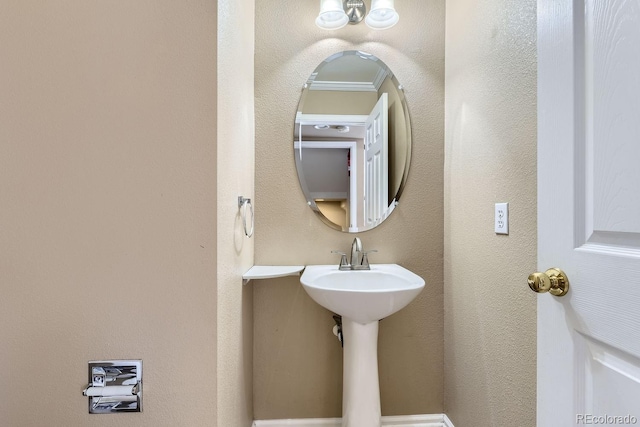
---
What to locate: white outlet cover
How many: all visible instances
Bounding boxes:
[495,202,509,235]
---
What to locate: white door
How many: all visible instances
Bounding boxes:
[364,93,388,227]
[538,1,640,426]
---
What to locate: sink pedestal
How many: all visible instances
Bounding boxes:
[341,318,381,427]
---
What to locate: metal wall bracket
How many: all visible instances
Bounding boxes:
[83,360,142,414]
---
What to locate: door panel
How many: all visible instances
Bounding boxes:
[538,0,640,425]
[364,93,388,227]
[584,0,640,239]
[577,335,640,415]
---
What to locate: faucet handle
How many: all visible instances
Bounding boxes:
[359,250,378,269]
[331,251,350,270]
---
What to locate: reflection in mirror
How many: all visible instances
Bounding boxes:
[294,51,412,232]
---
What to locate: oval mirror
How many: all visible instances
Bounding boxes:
[294,51,412,232]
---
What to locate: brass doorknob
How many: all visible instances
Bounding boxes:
[527,268,569,297]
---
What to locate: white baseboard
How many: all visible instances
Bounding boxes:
[443,414,455,427]
[253,414,454,427]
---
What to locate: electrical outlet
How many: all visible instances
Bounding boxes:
[495,202,509,235]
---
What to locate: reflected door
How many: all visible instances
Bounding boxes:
[364,93,388,228]
[538,0,640,425]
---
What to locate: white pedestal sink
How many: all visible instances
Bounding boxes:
[300,264,425,427]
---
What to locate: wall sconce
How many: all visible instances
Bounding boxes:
[316,0,399,30]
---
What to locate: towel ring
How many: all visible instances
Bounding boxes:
[238,196,254,238]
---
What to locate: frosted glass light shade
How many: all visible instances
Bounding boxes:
[316,0,349,30]
[365,0,399,29]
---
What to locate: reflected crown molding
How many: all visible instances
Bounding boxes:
[307,67,390,92]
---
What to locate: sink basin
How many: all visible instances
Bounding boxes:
[300,264,425,324]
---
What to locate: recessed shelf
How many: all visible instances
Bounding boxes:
[242,265,305,284]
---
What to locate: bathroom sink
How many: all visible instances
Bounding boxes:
[300,264,425,324]
[301,263,425,426]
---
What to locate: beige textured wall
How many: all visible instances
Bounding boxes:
[301,91,378,115]
[254,0,445,419]
[217,0,255,426]
[444,0,538,426]
[0,2,217,426]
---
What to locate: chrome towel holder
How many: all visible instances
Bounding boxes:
[238,196,254,238]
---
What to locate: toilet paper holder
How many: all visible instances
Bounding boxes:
[82,360,142,414]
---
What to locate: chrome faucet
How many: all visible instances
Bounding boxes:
[332,237,377,270]
[350,237,362,267]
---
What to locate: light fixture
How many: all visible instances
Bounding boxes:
[344,0,367,24]
[316,0,398,30]
[316,0,349,30]
[366,0,399,30]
